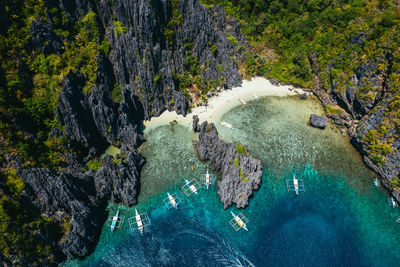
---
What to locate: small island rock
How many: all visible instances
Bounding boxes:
[310,114,327,129]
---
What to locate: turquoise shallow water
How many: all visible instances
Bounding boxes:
[67,96,400,266]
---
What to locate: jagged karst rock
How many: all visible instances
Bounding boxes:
[17,146,145,259]
[311,33,400,204]
[192,115,200,132]
[29,16,62,55]
[16,0,253,263]
[195,121,262,209]
[56,72,108,151]
[94,149,146,205]
[310,114,327,129]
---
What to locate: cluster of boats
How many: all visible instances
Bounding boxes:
[106,169,251,233]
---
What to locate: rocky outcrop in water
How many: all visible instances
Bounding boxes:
[310,114,327,129]
[194,119,263,209]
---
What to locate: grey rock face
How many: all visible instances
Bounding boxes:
[57,72,107,151]
[18,146,145,259]
[29,17,61,55]
[310,114,327,129]
[192,115,200,132]
[311,36,400,204]
[22,0,251,263]
[94,149,146,205]
[195,121,262,209]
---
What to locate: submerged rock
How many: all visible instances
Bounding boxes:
[310,114,327,129]
[195,121,262,209]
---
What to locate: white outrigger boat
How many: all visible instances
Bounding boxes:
[205,169,213,189]
[181,178,202,197]
[229,211,249,232]
[253,94,259,101]
[110,210,119,232]
[106,209,125,232]
[163,192,181,209]
[186,179,198,195]
[373,178,380,187]
[238,98,248,108]
[135,209,143,232]
[286,175,305,195]
[389,197,398,208]
[129,209,151,233]
[293,176,299,195]
[219,121,234,130]
[200,169,216,189]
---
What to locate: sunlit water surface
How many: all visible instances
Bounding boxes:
[66,96,400,266]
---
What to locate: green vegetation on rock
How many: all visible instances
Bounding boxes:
[88,158,103,171]
[113,20,127,35]
[235,143,247,156]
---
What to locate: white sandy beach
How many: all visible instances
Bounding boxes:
[143,77,308,130]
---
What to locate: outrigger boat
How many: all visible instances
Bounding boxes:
[135,209,143,232]
[229,211,249,231]
[110,210,119,232]
[129,208,151,233]
[293,176,299,195]
[181,178,202,197]
[286,175,305,195]
[374,178,380,187]
[186,179,198,195]
[205,169,212,189]
[106,209,125,232]
[219,121,234,130]
[163,192,180,209]
[238,98,248,108]
[389,197,398,208]
[253,94,259,101]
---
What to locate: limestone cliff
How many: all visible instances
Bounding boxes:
[194,118,263,209]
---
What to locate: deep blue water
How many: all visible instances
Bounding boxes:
[66,96,400,266]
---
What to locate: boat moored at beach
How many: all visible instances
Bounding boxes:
[238,98,249,108]
[219,121,234,130]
